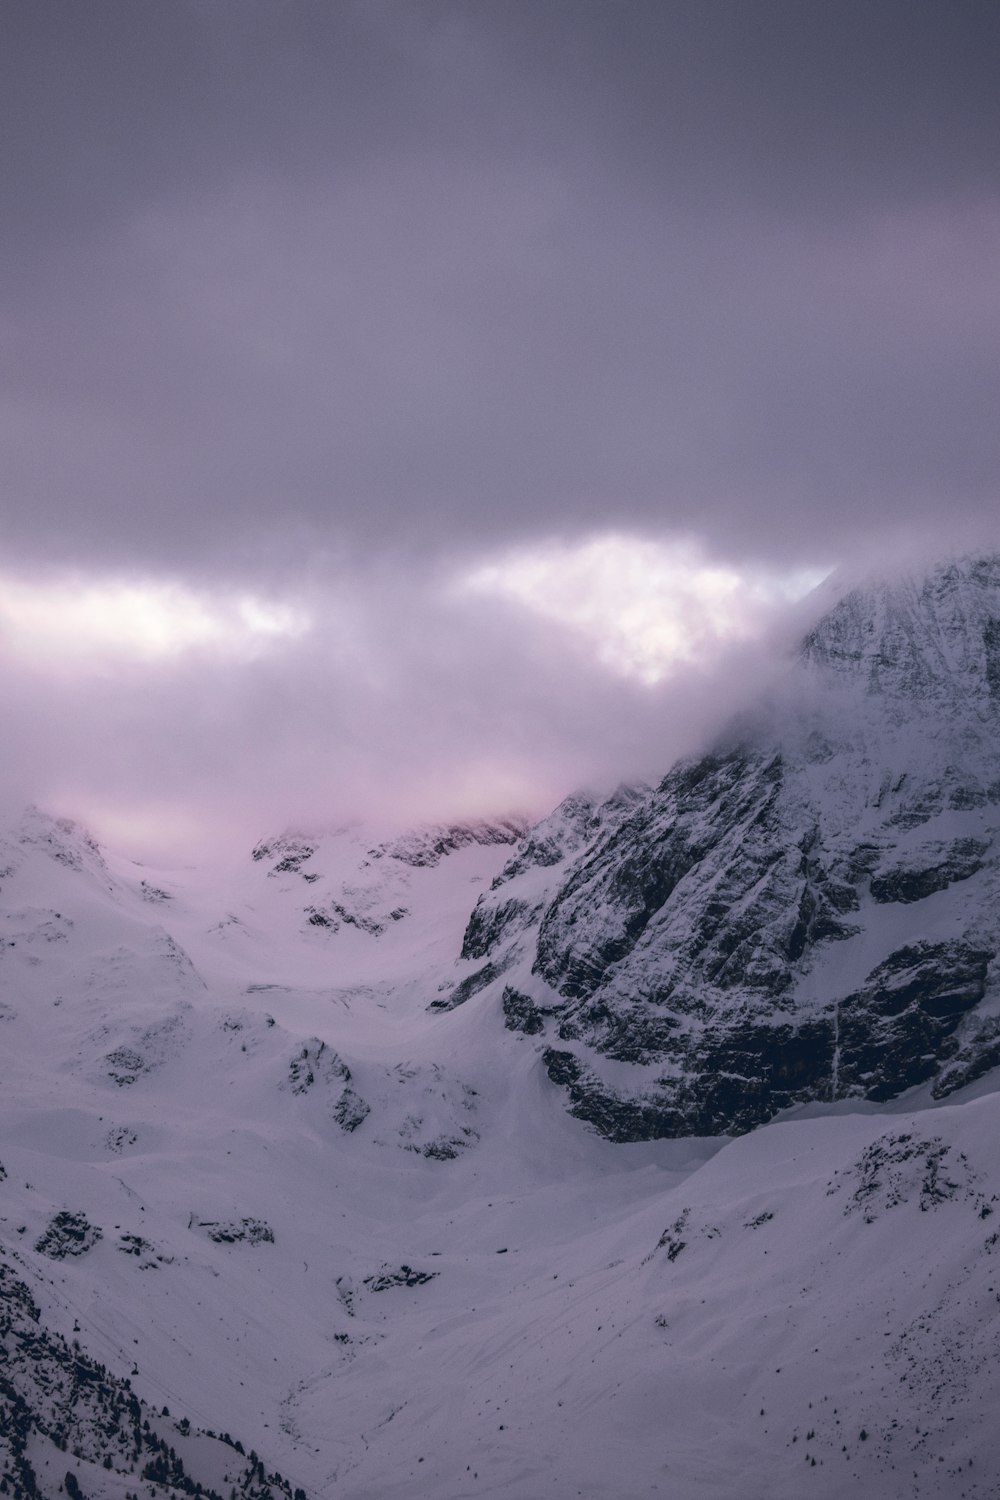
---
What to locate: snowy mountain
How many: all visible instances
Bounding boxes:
[3,556,1000,1499]
[455,555,1000,1140]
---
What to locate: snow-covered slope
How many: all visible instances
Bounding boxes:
[4,557,1000,1499]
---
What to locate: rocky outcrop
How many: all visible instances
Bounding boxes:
[368,818,528,868]
[362,1264,437,1291]
[541,1050,687,1143]
[534,750,858,1018]
[34,1213,102,1260]
[252,833,318,875]
[869,838,989,904]
[932,1015,1000,1098]
[461,786,648,965]
[286,1040,370,1132]
[429,956,514,1012]
[836,942,992,1101]
[461,897,543,963]
[193,1217,275,1246]
[501,987,548,1035]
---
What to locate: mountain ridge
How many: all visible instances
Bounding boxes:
[449,553,1000,1138]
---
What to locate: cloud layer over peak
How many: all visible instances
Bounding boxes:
[2,2,998,848]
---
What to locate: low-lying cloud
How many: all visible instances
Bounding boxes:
[3,4,998,854]
[1,536,821,856]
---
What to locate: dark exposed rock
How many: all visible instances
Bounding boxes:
[984,617,1000,696]
[274,851,314,874]
[333,1088,371,1132]
[542,934,995,1136]
[836,942,992,1101]
[869,838,990,904]
[800,556,1000,704]
[104,1048,149,1086]
[501,987,547,1035]
[404,1137,469,1161]
[252,835,317,875]
[488,793,600,888]
[556,1000,683,1064]
[470,790,647,961]
[139,879,172,902]
[533,752,854,1014]
[34,1213,102,1260]
[541,1050,690,1143]
[827,1132,979,1222]
[428,956,513,1012]
[288,1041,370,1132]
[682,1018,835,1135]
[305,902,385,936]
[288,1041,333,1094]
[849,941,989,1019]
[362,1265,438,1292]
[543,1011,838,1141]
[932,1016,1000,1099]
[656,1211,690,1261]
[533,754,763,1002]
[846,843,885,880]
[461,897,541,962]
[194,1217,275,1245]
[532,787,995,1132]
[368,819,527,869]
[116,1234,173,1268]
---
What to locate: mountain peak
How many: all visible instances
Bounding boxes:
[11,804,108,874]
[801,552,1000,704]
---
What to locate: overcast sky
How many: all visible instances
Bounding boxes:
[3,1,999,853]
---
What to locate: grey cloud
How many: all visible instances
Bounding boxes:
[2,3,999,851]
[0,563,791,854]
[2,1,999,579]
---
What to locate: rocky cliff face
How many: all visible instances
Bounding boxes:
[452,555,1000,1139]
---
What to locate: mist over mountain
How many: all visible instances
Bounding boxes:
[2,555,1000,1498]
[470,554,1000,1139]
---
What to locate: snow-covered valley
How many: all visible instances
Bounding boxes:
[5,558,1000,1499]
